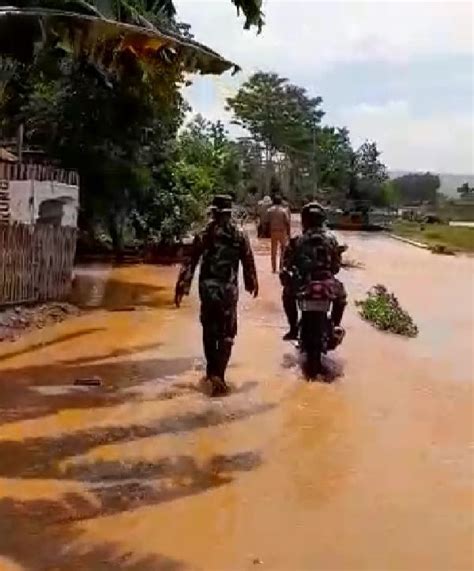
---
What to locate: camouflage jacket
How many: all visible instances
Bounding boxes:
[282,228,342,287]
[176,220,258,305]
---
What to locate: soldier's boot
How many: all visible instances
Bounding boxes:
[282,291,299,341]
[211,338,233,396]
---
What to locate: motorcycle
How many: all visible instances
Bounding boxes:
[297,273,345,379]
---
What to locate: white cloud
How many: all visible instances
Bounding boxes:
[176,0,473,74]
[337,100,474,173]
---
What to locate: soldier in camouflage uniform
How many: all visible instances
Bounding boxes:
[280,202,347,340]
[175,195,259,396]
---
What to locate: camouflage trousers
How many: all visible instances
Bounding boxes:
[200,300,238,380]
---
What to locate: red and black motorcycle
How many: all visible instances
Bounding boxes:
[297,273,345,379]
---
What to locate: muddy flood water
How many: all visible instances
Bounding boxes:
[0,231,473,571]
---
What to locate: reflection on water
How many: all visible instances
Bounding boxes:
[71,266,171,310]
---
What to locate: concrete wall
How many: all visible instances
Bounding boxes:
[8,179,79,227]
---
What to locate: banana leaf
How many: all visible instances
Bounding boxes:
[0,6,240,75]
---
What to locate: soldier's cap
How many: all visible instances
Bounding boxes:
[210,194,233,213]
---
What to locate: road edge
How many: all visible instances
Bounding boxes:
[388,233,430,250]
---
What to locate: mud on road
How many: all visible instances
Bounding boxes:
[0,232,472,570]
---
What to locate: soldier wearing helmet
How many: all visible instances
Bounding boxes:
[280,201,347,340]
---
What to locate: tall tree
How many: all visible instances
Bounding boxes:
[316,126,353,191]
[227,72,323,156]
[348,141,388,206]
[354,141,388,182]
[227,71,324,195]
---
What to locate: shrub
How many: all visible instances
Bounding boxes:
[430,244,455,256]
[356,285,418,337]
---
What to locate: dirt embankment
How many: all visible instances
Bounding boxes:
[0,303,80,342]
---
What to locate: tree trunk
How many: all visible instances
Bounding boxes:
[264,144,272,196]
[108,212,124,262]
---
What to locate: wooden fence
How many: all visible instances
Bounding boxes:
[0,224,77,306]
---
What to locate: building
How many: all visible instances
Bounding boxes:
[0,155,79,305]
[0,158,79,227]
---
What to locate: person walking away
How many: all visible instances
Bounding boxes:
[257,195,272,238]
[280,201,347,341]
[267,195,291,273]
[175,195,259,396]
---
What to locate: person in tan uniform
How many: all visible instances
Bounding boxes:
[267,195,291,273]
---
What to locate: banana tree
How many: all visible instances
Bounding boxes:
[0,0,264,76]
[0,9,237,77]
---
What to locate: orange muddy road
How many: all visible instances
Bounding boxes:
[0,232,473,571]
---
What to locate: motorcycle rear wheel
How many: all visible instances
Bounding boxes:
[300,311,326,380]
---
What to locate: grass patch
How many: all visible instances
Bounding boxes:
[356,285,418,337]
[392,221,474,252]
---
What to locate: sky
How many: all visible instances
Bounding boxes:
[174,0,473,174]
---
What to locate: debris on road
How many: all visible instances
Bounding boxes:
[356,284,418,337]
[0,303,80,342]
[74,376,103,387]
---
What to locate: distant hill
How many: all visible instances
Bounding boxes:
[389,171,474,198]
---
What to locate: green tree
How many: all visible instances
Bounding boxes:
[227,71,324,196]
[227,71,323,157]
[316,126,353,191]
[392,173,441,205]
[131,114,244,244]
[354,141,388,183]
[179,114,242,194]
[0,46,186,252]
[349,141,388,206]
[379,180,400,208]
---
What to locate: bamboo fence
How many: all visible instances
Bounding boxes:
[0,223,77,306]
[0,162,79,185]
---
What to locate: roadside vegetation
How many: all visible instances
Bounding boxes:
[356,285,418,337]
[392,221,474,253]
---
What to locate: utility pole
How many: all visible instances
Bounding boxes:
[17,123,24,163]
[311,124,318,200]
